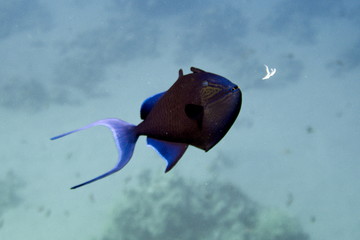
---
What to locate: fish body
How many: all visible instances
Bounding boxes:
[51,67,242,189]
[137,67,241,151]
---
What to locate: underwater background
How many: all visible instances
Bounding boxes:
[1,0,359,239]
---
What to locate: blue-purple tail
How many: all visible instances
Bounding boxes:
[51,118,138,189]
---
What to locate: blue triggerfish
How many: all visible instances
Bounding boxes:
[51,67,242,189]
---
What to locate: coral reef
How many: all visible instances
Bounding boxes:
[0,78,50,112]
[102,170,308,240]
[0,171,24,217]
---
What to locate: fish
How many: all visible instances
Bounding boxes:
[262,64,277,80]
[51,67,242,189]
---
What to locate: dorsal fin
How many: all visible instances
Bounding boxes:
[140,92,165,120]
[179,69,183,77]
[190,67,206,73]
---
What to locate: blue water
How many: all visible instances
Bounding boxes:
[0,1,359,239]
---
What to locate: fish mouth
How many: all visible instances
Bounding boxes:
[230,85,240,92]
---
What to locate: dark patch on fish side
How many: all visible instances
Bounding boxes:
[185,104,204,129]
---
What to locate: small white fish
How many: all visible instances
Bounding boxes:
[262,65,277,80]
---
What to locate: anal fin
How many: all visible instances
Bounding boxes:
[147,138,188,172]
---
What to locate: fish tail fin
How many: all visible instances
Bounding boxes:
[51,118,138,189]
